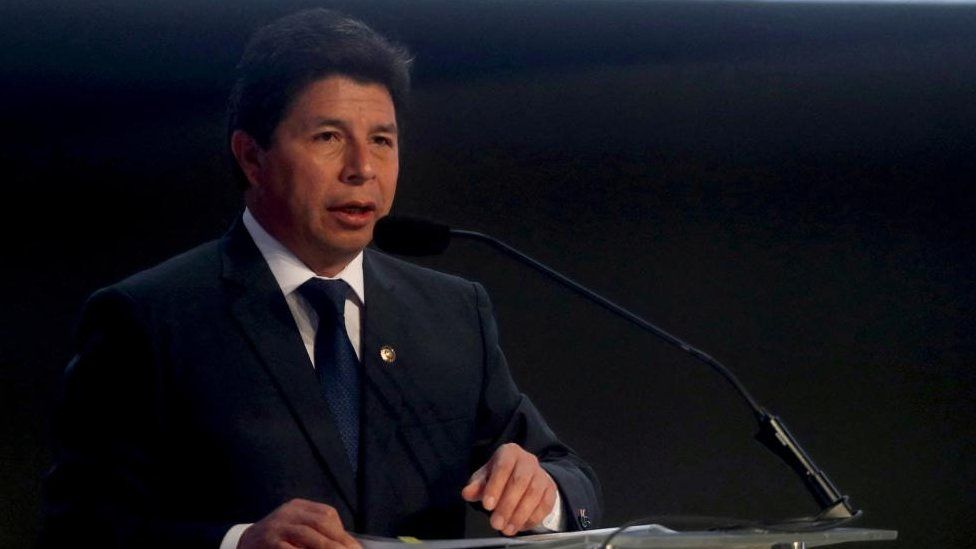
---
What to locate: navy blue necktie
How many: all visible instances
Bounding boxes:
[298,278,361,474]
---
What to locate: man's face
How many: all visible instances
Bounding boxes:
[242,75,399,275]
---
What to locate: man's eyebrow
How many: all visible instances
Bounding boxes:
[307,118,397,134]
[308,117,345,130]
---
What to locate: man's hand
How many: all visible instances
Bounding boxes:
[461,443,557,536]
[239,498,361,549]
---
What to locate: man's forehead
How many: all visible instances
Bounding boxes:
[294,75,394,105]
[289,76,396,125]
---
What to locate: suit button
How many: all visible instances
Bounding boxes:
[379,345,396,364]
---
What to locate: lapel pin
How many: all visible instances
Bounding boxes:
[379,345,397,364]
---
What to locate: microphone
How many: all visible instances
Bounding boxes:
[373,215,450,256]
[373,214,860,524]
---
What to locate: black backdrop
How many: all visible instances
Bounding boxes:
[2,1,974,547]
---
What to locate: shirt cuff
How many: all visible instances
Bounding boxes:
[219,523,252,549]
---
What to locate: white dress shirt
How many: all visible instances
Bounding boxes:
[243,209,365,364]
[220,210,562,548]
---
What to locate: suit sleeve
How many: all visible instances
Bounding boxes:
[39,287,233,549]
[469,282,603,531]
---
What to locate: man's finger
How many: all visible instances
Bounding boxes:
[275,539,301,549]
[461,479,485,502]
[301,509,361,549]
[281,523,333,548]
[240,499,360,549]
[489,454,537,533]
[481,445,518,511]
[467,465,488,485]
[505,474,552,534]
[461,466,488,502]
[286,500,361,549]
[529,483,558,529]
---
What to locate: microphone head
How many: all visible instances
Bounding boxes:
[373,215,451,256]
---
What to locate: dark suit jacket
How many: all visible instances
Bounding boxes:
[40,222,601,548]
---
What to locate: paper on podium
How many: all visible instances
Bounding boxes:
[519,525,678,546]
[356,533,524,549]
[355,525,677,549]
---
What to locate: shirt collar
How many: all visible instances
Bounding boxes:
[242,208,365,305]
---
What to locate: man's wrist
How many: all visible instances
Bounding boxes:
[529,479,566,533]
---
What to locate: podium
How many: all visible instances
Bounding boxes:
[360,526,897,549]
[521,526,898,549]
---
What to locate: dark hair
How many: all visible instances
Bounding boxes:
[227,8,412,150]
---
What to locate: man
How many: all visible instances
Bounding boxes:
[40,9,600,549]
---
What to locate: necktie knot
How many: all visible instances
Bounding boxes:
[298,278,351,318]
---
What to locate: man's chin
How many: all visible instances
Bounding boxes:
[317,237,370,263]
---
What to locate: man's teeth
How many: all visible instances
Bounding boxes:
[340,206,367,213]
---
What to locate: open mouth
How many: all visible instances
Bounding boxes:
[328,202,376,215]
[327,202,377,228]
[335,205,371,214]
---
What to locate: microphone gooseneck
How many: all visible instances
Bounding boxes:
[372,215,860,522]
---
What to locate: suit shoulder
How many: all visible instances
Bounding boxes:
[365,248,480,293]
[102,238,225,303]
[364,248,492,314]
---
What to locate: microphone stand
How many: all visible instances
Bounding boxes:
[451,228,859,522]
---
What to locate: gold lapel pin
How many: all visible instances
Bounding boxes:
[379,345,397,364]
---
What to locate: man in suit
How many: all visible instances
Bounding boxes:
[41,9,601,549]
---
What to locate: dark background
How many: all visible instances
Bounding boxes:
[2,0,973,547]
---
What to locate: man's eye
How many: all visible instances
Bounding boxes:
[315,132,339,142]
[372,135,395,147]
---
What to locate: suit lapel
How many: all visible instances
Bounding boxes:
[359,250,411,532]
[361,250,410,450]
[220,221,358,514]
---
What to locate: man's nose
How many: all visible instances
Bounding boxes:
[340,140,376,184]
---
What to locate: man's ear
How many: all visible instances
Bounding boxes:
[230,130,266,189]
